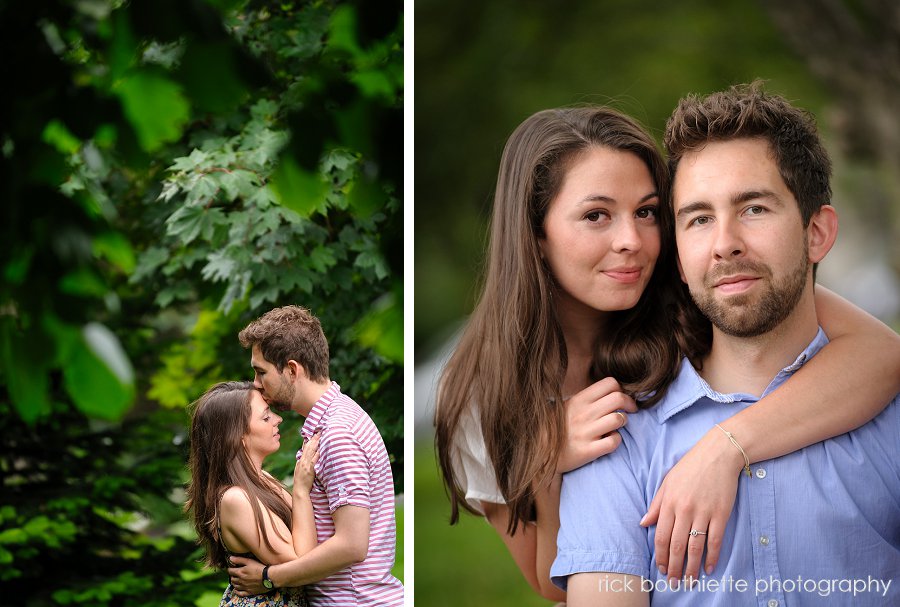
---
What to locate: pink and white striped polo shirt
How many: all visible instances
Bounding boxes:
[297,381,403,606]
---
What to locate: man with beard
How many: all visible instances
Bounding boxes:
[227,306,404,606]
[550,83,900,606]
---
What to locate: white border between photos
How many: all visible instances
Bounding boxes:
[402,0,415,604]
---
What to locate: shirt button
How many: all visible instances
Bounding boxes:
[768,599,779,607]
[756,467,767,479]
[760,535,770,546]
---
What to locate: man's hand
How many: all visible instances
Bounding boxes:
[228,556,267,596]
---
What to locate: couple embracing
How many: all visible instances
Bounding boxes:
[187,306,404,607]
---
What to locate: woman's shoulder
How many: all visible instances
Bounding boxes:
[219,486,253,517]
[217,487,256,555]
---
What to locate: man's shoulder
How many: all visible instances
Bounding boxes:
[318,392,385,452]
[319,388,367,428]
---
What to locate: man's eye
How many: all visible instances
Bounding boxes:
[690,216,711,226]
[746,205,765,216]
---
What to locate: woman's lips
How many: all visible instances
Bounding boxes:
[603,268,642,283]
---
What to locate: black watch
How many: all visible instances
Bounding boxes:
[262,565,275,590]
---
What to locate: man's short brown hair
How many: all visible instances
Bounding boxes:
[238,306,330,382]
[665,80,832,226]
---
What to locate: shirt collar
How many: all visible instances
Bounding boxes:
[300,381,341,439]
[655,328,829,424]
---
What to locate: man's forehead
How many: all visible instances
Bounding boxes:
[249,344,272,368]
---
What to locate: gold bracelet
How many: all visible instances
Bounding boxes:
[714,423,752,477]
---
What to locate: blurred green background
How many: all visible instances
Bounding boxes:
[414,1,900,605]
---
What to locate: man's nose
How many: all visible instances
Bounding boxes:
[712,216,745,260]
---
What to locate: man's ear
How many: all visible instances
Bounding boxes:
[286,359,307,381]
[807,204,838,264]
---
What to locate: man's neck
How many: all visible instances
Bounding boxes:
[294,377,333,417]
[698,294,819,398]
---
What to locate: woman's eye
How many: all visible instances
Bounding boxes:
[585,210,608,222]
[636,207,658,221]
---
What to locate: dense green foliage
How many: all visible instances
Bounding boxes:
[1,1,402,605]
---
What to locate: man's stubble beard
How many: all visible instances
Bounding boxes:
[267,379,296,412]
[689,241,810,338]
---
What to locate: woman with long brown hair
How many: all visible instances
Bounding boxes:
[433,105,900,600]
[186,380,320,607]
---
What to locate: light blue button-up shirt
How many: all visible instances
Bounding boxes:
[551,329,900,605]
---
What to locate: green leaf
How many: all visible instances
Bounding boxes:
[1,321,53,424]
[93,231,136,273]
[327,5,361,56]
[166,204,226,245]
[166,204,204,242]
[250,98,279,121]
[201,251,236,282]
[355,249,390,280]
[0,528,28,544]
[108,8,138,79]
[83,323,134,385]
[154,282,194,307]
[249,185,277,209]
[4,247,34,284]
[169,149,210,172]
[130,246,168,283]
[59,268,108,297]
[346,175,386,217]
[62,323,135,420]
[185,174,219,205]
[352,69,396,100]
[42,120,81,155]
[269,155,329,217]
[249,283,279,309]
[215,169,259,202]
[309,245,337,273]
[354,287,403,363]
[93,123,117,149]
[115,71,190,152]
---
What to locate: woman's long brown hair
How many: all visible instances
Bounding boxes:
[185,381,293,569]
[435,106,703,534]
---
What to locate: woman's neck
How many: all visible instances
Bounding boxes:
[556,296,607,358]
[556,294,608,396]
[247,451,265,473]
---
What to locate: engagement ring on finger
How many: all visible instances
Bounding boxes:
[690,529,707,537]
